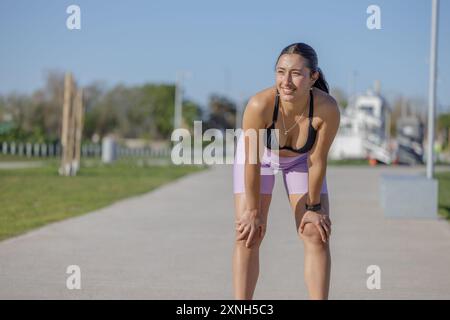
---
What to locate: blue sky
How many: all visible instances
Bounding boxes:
[0,0,449,113]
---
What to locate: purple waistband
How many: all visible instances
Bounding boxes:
[262,147,308,170]
[235,133,308,169]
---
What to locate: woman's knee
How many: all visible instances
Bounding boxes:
[299,223,325,245]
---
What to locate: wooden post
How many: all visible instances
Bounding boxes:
[66,79,77,175]
[60,72,73,176]
[73,88,84,174]
[60,72,84,176]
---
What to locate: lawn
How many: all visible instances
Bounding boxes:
[0,159,207,241]
[328,159,370,166]
[0,154,45,162]
[436,171,450,220]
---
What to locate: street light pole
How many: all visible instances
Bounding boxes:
[427,0,439,179]
[236,92,245,130]
[174,71,183,130]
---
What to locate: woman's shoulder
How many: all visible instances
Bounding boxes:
[313,87,340,125]
[243,86,277,126]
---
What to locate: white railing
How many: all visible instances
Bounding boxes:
[0,141,171,159]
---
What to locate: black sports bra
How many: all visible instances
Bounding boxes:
[265,89,317,154]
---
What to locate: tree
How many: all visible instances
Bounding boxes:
[83,83,202,141]
[181,99,203,131]
[204,94,237,132]
[0,77,203,143]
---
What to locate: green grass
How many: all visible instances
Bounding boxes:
[0,154,48,162]
[328,158,370,166]
[436,171,450,220]
[0,160,207,241]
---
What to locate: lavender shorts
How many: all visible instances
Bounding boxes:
[233,134,328,195]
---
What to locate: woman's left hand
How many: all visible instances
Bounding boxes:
[299,210,332,243]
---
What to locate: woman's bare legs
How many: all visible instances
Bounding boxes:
[233,193,272,300]
[289,193,331,300]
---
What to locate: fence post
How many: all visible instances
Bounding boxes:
[49,143,54,157]
[41,144,47,157]
[26,143,32,157]
[2,142,7,155]
[33,143,40,157]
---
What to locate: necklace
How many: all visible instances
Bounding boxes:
[280,95,309,135]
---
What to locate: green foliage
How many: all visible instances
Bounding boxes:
[183,99,204,128]
[436,171,450,220]
[204,93,237,131]
[84,83,202,140]
[141,84,176,139]
[437,113,450,150]
[438,113,450,130]
[0,73,203,143]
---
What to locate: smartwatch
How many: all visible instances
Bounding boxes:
[305,202,322,212]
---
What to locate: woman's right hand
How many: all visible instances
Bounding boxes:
[235,208,266,248]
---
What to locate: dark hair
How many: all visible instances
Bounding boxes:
[274,43,329,94]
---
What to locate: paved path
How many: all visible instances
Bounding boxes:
[0,161,44,170]
[0,164,449,299]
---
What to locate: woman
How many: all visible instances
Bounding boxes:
[232,43,340,300]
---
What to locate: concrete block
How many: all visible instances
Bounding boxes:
[380,174,438,219]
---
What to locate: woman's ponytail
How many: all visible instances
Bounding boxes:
[313,67,329,94]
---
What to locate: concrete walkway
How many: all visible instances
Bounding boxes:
[0,164,449,299]
[0,161,44,170]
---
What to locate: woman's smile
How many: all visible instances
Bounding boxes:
[281,87,296,95]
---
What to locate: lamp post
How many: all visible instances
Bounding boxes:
[174,71,191,130]
[426,0,439,179]
[174,71,183,130]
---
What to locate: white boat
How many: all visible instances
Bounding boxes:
[329,85,394,164]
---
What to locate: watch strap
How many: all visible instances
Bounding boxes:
[305,202,322,212]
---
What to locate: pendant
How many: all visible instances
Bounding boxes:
[284,130,288,135]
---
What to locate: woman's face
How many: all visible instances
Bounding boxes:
[275,54,317,102]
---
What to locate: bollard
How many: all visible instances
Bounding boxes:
[102,137,116,164]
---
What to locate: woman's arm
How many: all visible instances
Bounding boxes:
[235,95,269,248]
[307,97,340,206]
[241,96,267,215]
